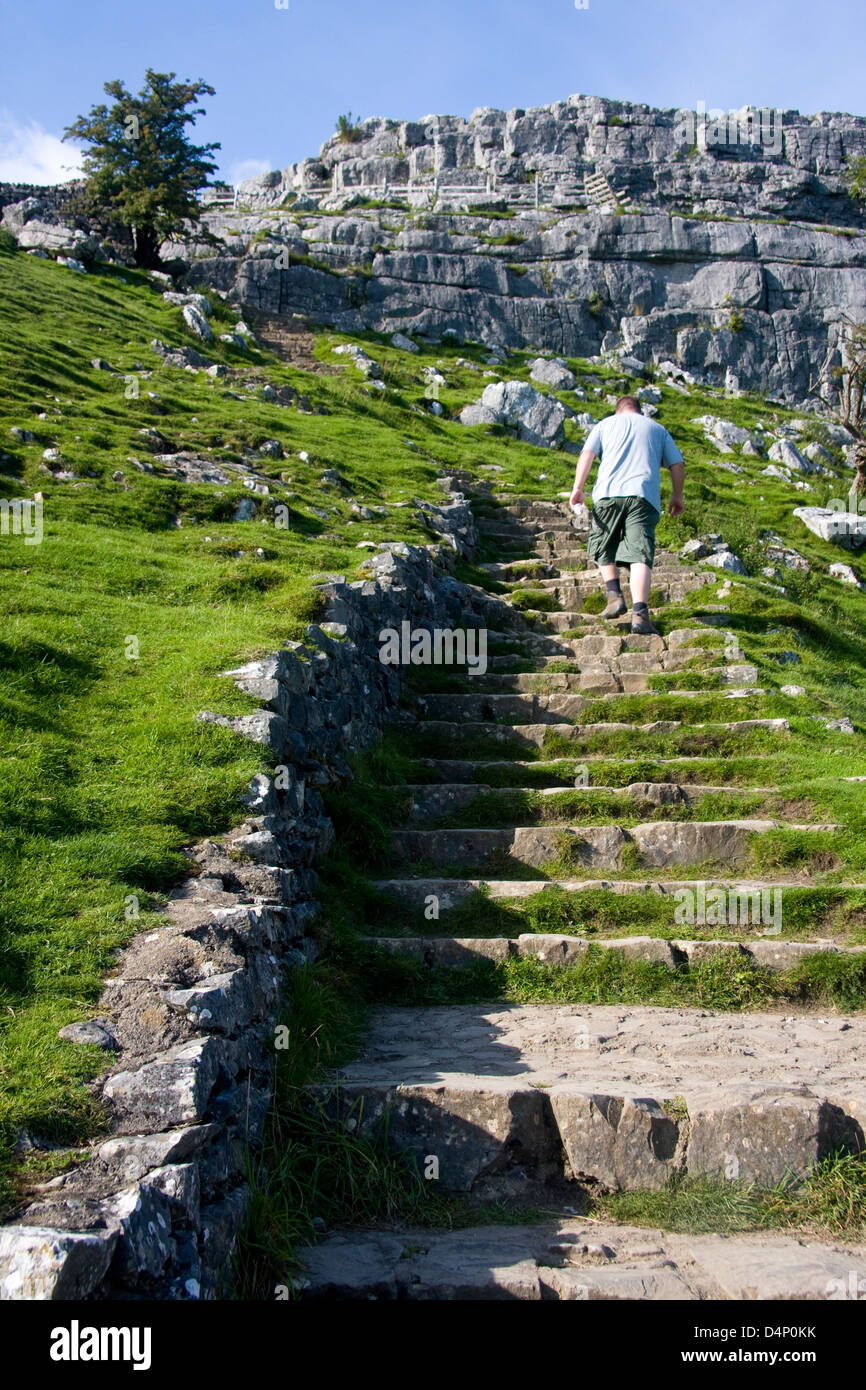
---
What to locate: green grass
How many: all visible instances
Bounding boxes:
[370,943,866,1011]
[595,1153,866,1238]
[360,882,866,944]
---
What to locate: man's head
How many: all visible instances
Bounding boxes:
[615,396,641,414]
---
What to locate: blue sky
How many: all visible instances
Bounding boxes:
[2,0,865,184]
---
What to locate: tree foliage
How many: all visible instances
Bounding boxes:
[63,70,220,267]
[336,113,362,145]
[844,156,866,203]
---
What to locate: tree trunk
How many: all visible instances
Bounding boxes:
[132,224,161,268]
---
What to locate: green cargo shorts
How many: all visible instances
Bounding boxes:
[587,495,660,568]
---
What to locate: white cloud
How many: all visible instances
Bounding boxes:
[228,158,273,187]
[0,112,84,184]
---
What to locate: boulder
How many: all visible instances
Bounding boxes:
[680,538,710,560]
[529,357,577,391]
[164,291,212,318]
[0,197,43,234]
[768,439,815,473]
[829,561,862,587]
[470,379,569,449]
[636,385,662,404]
[17,220,98,259]
[458,403,499,428]
[182,304,214,342]
[692,415,752,448]
[793,506,866,549]
[703,548,747,574]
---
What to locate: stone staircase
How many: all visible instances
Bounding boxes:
[294,495,866,1300]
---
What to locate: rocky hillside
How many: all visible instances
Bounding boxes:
[168,94,866,405]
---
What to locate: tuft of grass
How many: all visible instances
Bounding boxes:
[597,1152,866,1240]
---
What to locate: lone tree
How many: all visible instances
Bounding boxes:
[63,70,220,267]
[336,113,362,144]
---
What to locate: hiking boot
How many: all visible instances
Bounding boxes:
[601,595,627,620]
[631,610,659,636]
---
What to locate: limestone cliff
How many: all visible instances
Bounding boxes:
[178,94,866,403]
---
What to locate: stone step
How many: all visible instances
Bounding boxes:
[410,689,760,721]
[369,935,865,972]
[373,876,860,910]
[316,1002,866,1190]
[540,600,694,633]
[477,521,578,536]
[396,782,777,825]
[488,498,573,516]
[388,819,831,871]
[408,717,790,751]
[409,755,783,786]
[487,626,709,654]
[412,692,590,722]
[480,559,691,581]
[294,1220,866,1301]
[513,572,712,596]
[439,664,722,692]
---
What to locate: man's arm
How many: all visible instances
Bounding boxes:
[668,460,685,517]
[570,447,596,507]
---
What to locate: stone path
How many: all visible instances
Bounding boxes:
[298,495,866,1298]
[296,1220,866,1301]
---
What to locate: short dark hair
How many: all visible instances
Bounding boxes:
[615,395,641,413]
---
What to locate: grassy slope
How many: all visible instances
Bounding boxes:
[2,228,866,1219]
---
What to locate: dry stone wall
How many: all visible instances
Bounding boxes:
[0,499,508,1301]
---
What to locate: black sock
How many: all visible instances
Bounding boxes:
[605,579,622,596]
[633,601,649,615]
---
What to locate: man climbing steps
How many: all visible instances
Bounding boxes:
[570,395,685,635]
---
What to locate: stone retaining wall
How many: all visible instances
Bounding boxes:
[0,499,504,1301]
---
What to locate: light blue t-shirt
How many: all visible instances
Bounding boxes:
[584,412,684,514]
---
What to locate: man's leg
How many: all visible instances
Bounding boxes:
[629,562,652,606]
[623,502,660,635]
[599,563,627,618]
[588,500,628,619]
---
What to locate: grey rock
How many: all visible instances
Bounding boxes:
[829,561,862,586]
[182,303,214,341]
[686,1089,831,1185]
[391,332,419,352]
[703,549,747,574]
[17,220,97,259]
[551,1091,681,1190]
[102,1038,221,1132]
[164,291,212,317]
[58,1018,118,1051]
[768,439,814,473]
[0,1226,118,1300]
[475,379,569,449]
[529,356,576,390]
[794,506,866,549]
[459,403,499,428]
